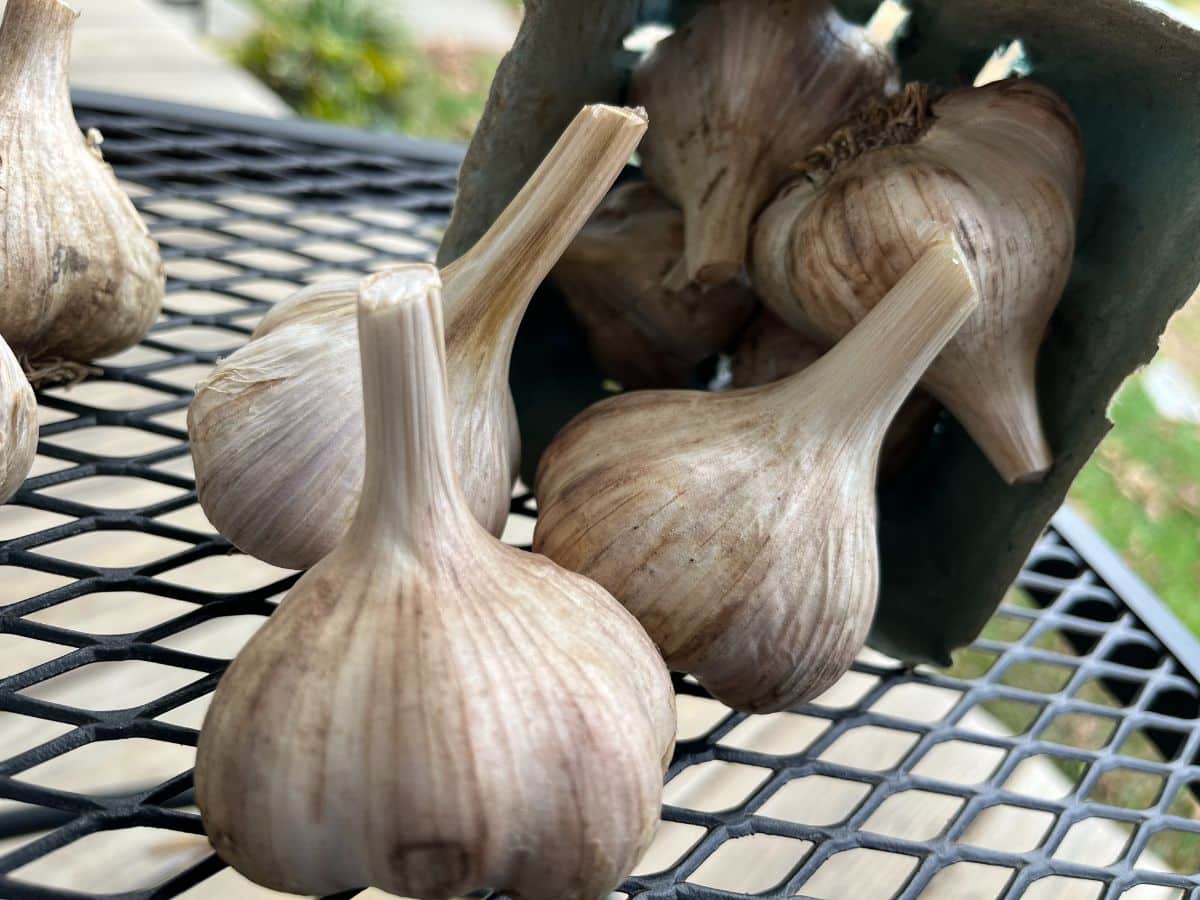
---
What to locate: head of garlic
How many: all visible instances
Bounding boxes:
[188,105,647,570]
[195,265,675,900]
[554,181,756,388]
[0,0,163,376]
[0,335,37,503]
[752,78,1084,485]
[629,0,898,287]
[534,239,979,712]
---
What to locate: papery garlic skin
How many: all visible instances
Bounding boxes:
[196,266,674,900]
[0,335,37,503]
[554,181,756,388]
[730,311,824,390]
[0,0,163,368]
[630,0,897,286]
[535,240,978,713]
[189,105,647,570]
[251,278,360,337]
[753,78,1084,484]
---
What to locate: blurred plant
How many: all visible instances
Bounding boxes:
[234,0,497,140]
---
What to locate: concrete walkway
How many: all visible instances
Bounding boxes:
[392,0,519,52]
[50,0,289,117]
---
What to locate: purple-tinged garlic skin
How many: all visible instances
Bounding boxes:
[536,240,979,713]
[753,78,1084,484]
[631,0,897,286]
[556,181,756,388]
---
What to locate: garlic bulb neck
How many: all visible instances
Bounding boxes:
[444,106,649,374]
[780,238,978,452]
[353,267,473,548]
[0,0,75,111]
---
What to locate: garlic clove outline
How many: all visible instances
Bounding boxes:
[629,0,898,287]
[534,238,979,713]
[554,181,756,388]
[188,105,647,570]
[0,0,164,377]
[752,78,1084,484]
[195,265,675,900]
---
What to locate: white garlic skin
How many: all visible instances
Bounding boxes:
[534,241,979,713]
[189,104,647,571]
[752,78,1084,484]
[0,334,37,503]
[187,285,519,570]
[0,0,163,365]
[630,0,897,286]
[554,181,756,388]
[195,266,674,900]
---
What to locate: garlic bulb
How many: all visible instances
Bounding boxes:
[0,0,163,375]
[0,334,37,503]
[189,105,646,570]
[554,181,756,388]
[731,311,939,476]
[534,239,979,713]
[195,266,675,900]
[752,79,1084,484]
[730,311,824,390]
[629,0,897,287]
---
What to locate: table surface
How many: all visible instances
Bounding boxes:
[0,92,1198,900]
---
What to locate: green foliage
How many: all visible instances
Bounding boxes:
[234,0,497,140]
[1069,377,1200,633]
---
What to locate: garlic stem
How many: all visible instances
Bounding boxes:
[790,237,979,445]
[353,266,470,547]
[443,105,648,365]
[865,0,911,51]
[0,0,76,111]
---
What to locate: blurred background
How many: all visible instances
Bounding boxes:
[58,0,1200,639]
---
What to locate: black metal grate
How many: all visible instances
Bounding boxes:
[0,94,1197,900]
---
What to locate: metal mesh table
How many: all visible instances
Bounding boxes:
[0,92,1197,900]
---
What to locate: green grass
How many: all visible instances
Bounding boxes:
[941,590,1200,873]
[1068,377,1200,633]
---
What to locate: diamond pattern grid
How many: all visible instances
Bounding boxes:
[0,99,1196,900]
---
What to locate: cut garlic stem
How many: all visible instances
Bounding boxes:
[443,105,649,366]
